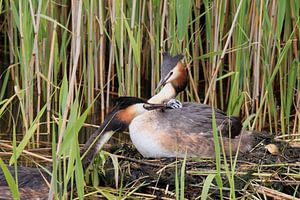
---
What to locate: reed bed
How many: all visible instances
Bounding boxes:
[0,0,299,199]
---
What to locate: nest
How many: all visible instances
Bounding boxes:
[85,132,300,199]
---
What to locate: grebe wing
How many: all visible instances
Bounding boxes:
[157,102,242,138]
[158,129,252,157]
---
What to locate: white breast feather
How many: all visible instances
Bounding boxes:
[129,112,176,157]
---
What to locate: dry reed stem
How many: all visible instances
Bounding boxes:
[252,183,300,200]
[46,23,56,143]
[204,0,244,104]
[98,0,105,122]
[48,1,83,199]
[0,1,299,198]
[30,0,42,147]
[0,142,52,163]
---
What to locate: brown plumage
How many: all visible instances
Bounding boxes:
[128,52,253,158]
[159,130,252,157]
[129,107,252,158]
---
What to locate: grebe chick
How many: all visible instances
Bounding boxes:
[0,97,168,199]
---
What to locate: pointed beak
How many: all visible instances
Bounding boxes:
[155,73,172,92]
[143,103,167,110]
[155,79,165,92]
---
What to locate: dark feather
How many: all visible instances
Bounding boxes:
[156,102,242,138]
[112,96,146,109]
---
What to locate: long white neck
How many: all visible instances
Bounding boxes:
[147,83,176,104]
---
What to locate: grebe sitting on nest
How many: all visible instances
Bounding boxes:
[128,52,253,158]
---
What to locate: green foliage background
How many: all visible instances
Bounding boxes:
[0,0,299,199]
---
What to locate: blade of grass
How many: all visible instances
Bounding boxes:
[180,155,186,200]
[212,106,223,199]
[200,174,215,200]
[0,159,20,199]
[9,102,48,165]
[176,0,191,41]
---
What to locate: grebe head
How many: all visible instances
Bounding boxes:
[156,52,187,94]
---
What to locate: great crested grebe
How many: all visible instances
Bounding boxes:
[0,97,169,199]
[128,53,253,157]
[147,52,242,138]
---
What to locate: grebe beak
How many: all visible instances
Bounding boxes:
[143,103,169,110]
[155,72,172,92]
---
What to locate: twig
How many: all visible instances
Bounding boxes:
[115,155,162,167]
[251,183,300,200]
[0,142,52,163]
